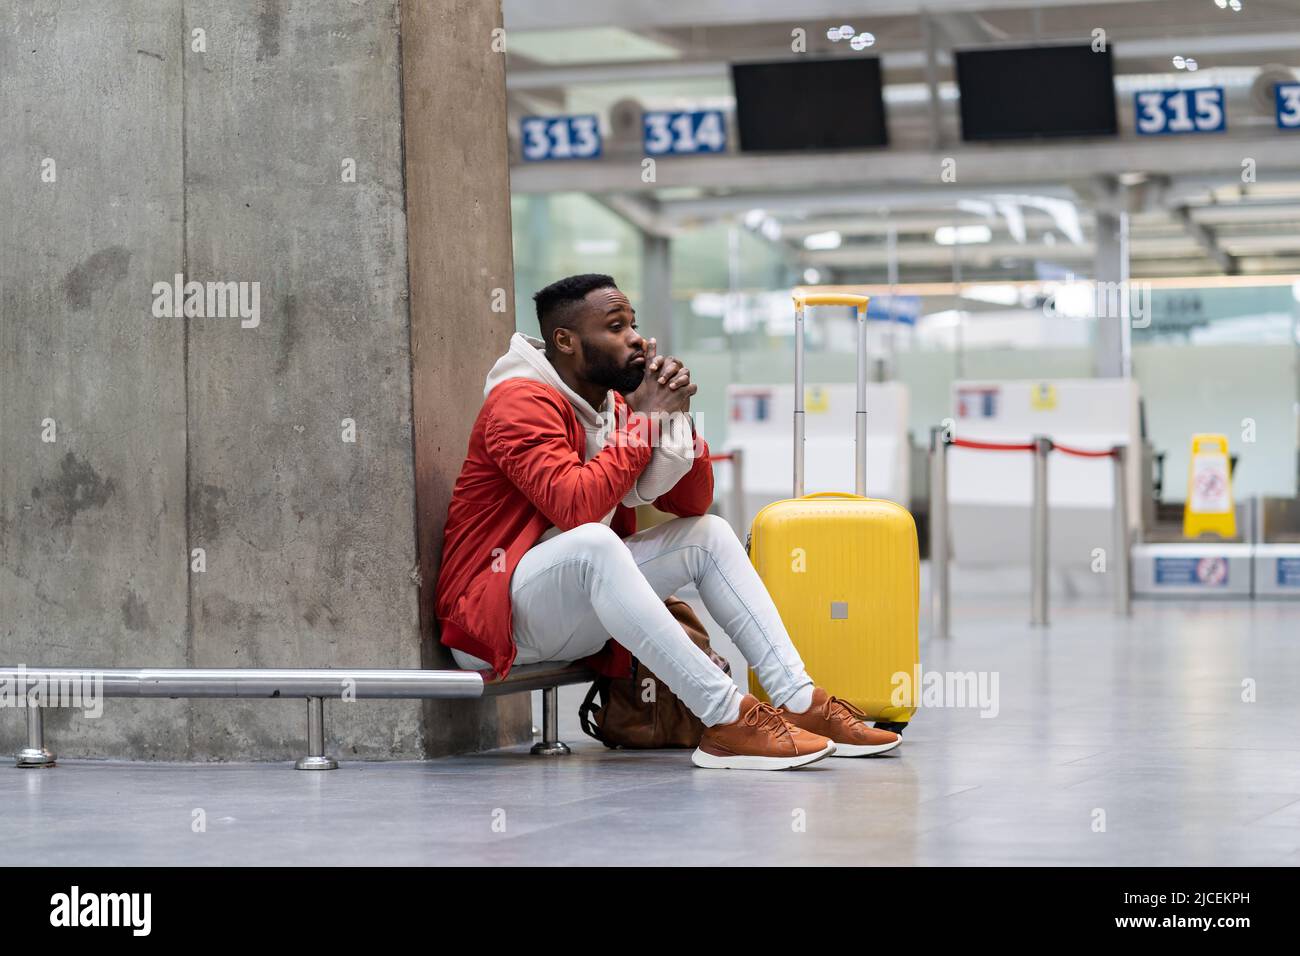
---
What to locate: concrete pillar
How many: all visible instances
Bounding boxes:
[401,0,531,754]
[1,1,190,757]
[640,232,674,354]
[182,1,423,760]
[1094,209,1132,378]
[1,0,528,760]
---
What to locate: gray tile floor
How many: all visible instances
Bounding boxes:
[3,580,1299,866]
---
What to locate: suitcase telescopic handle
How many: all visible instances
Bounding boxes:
[793,292,870,499]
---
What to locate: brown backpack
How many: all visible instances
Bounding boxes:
[578,596,732,749]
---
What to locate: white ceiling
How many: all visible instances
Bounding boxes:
[503,0,1300,283]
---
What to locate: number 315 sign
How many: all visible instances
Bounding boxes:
[1134,88,1226,135]
[1278,83,1300,129]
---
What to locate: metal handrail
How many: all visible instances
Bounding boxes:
[3,662,597,770]
[0,666,484,699]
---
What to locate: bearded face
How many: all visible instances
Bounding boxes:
[578,331,646,394]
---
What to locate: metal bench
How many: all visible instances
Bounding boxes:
[1,662,595,770]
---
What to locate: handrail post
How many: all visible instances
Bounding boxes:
[730,447,746,536]
[295,696,337,770]
[929,425,951,640]
[530,686,571,755]
[1031,436,1051,627]
[17,704,57,768]
[1113,444,1132,617]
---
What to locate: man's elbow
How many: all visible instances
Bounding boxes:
[549,498,618,531]
[659,490,714,517]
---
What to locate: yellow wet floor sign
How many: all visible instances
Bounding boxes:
[1184,433,1236,539]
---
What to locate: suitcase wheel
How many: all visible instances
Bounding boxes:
[874,721,908,734]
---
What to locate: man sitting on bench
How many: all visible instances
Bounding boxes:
[434,274,899,770]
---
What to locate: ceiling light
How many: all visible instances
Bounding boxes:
[963,284,1020,306]
[838,24,855,40]
[1186,58,1199,71]
[803,268,822,285]
[803,230,842,250]
[935,225,992,246]
[1173,56,1186,69]
[850,33,875,51]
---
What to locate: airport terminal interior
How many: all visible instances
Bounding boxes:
[4,0,1300,868]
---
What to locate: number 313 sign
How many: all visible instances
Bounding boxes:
[1134,88,1226,135]
[519,115,602,161]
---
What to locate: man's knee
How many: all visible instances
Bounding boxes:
[562,521,626,555]
[679,513,740,549]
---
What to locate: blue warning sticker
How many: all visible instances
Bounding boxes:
[1277,557,1300,587]
[1155,556,1230,586]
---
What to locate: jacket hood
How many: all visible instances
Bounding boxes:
[483,332,609,428]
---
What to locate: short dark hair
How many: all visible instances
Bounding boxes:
[533,273,617,350]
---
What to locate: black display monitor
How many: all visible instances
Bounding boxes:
[955,44,1117,141]
[731,57,889,151]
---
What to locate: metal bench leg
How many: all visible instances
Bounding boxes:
[295,696,337,770]
[16,704,56,768]
[530,686,571,756]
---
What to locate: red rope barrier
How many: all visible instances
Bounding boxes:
[1053,443,1117,459]
[947,437,1118,458]
[950,438,1036,452]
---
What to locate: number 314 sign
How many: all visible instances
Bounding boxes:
[1134,88,1226,135]
[643,110,727,156]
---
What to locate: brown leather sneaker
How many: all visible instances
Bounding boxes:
[778,687,901,757]
[692,694,836,770]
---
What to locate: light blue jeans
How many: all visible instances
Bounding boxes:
[452,514,813,727]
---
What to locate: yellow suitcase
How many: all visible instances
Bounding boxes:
[748,293,920,730]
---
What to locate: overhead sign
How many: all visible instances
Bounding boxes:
[643,109,727,155]
[1134,88,1226,135]
[866,295,921,325]
[1277,83,1300,129]
[519,115,602,161]
[1184,433,1236,539]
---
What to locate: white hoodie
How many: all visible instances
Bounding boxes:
[483,332,697,539]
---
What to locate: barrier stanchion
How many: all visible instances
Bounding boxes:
[705,450,746,537]
[944,433,1128,628]
[1030,436,1052,627]
[729,448,746,536]
[1112,444,1132,617]
[929,426,951,640]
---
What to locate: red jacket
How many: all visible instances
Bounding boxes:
[435,378,714,679]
